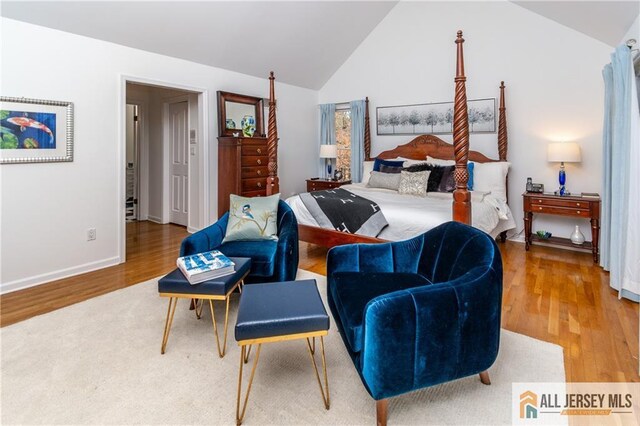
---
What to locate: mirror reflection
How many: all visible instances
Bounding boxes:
[224,101,256,131]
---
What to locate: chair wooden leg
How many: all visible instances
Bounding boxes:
[479,371,491,385]
[376,399,388,426]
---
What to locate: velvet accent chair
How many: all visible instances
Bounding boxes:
[181,200,299,284]
[327,221,503,425]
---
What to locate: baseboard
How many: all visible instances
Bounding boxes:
[147,215,165,224]
[187,226,198,234]
[509,234,526,243]
[508,233,592,254]
[0,256,121,295]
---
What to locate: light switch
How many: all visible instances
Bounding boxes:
[190,146,196,155]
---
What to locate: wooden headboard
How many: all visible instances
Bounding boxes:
[376,134,498,163]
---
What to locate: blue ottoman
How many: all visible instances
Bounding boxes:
[234,280,330,425]
[158,257,251,358]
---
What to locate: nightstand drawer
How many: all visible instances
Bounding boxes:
[242,166,268,179]
[529,197,588,209]
[531,204,591,217]
[242,177,267,192]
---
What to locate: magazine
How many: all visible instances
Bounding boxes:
[177,250,235,285]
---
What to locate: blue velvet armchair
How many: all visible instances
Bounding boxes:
[327,221,503,425]
[181,200,299,284]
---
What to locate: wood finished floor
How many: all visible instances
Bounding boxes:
[1,221,638,383]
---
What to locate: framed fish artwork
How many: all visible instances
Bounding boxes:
[0,96,74,164]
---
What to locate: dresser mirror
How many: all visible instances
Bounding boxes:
[217,91,265,137]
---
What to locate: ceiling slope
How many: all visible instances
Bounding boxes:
[1,1,397,90]
[512,1,639,47]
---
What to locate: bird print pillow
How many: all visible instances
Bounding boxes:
[222,193,280,243]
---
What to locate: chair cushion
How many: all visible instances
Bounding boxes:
[235,280,330,341]
[219,240,277,277]
[222,193,280,243]
[158,257,251,296]
[330,272,432,353]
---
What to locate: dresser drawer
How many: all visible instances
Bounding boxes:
[529,197,589,209]
[242,177,267,192]
[241,144,267,156]
[242,190,266,198]
[242,166,269,179]
[531,204,591,217]
[242,156,268,167]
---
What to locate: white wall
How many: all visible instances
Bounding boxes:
[319,1,612,242]
[0,18,318,292]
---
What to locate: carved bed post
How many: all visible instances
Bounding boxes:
[452,31,471,225]
[266,71,279,195]
[364,97,371,161]
[498,81,507,161]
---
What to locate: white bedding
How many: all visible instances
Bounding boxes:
[286,183,516,241]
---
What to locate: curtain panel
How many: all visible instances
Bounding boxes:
[350,100,366,183]
[319,103,336,177]
[601,45,640,302]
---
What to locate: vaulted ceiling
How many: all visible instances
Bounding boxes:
[2,1,637,90]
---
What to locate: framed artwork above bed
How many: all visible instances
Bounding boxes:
[376,98,495,136]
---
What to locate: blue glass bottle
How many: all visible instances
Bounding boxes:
[558,163,566,196]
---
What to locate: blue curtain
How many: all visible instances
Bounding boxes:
[350,100,366,183]
[319,103,336,176]
[601,45,640,302]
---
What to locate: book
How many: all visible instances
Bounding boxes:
[580,192,600,198]
[177,250,235,285]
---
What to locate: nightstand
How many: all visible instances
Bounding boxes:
[306,178,352,192]
[522,192,601,263]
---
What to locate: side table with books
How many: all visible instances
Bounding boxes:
[158,253,251,358]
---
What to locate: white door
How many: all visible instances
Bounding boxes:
[169,101,188,226]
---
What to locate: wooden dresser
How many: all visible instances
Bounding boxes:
[522,192,600,263]
[218,136,268,217]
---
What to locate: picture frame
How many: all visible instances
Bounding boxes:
[376,98,496,136]
[1,96,74,164]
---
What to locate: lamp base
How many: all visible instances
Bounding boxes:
[554,190,571,196]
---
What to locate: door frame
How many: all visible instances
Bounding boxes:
[163,96,190,225]
[126,100,148,221]
[119,75,209,264]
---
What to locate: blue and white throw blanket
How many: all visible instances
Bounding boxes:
[299,188,388,237]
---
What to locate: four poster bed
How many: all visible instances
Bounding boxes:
[273,32,514,247]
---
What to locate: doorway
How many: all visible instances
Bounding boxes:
[122,79,208,262]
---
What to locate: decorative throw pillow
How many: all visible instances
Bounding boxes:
[361,160,375,185]
[373,158,404,172]
[367,171,402,190]
[425,156,474,190]
[403,162,443,192]
[398,170,430,196]
[379,164,403,174]
[222,194,279,243]
[437,165,456,192]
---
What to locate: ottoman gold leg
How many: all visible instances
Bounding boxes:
[160,297,178,354]
[306,336,330,409]
[236,344,262,425]
[195,299,204,319]
[209,296,231,358]
[243,345,252,364]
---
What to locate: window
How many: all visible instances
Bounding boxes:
[334,107,351,180]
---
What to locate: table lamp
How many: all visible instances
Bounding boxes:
[547,142,581,196]
[319,144,337,180]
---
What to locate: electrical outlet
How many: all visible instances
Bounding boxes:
[87,228,96,241]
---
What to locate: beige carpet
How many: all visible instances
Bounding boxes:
[1,270,565,425]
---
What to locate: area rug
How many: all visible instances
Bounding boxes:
[1,270,565,425]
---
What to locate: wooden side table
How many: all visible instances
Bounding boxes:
[522,192,601,263]
[306,178,352,192]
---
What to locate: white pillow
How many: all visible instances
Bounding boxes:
[396,156,426,167]
[472,162,510,202]
[367,171,401,190]
[361,161,375,185]
[398,170,430,197]
[426,156,455,166]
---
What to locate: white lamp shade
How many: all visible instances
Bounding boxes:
[547,142,581,163]
[319,144,337,159]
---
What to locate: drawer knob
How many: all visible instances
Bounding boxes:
[257,159,262,165]
[538,200,542,203]
[576,203,581,206]
[539,207,542,210]
[257,170,262,175]
[577,210,581,214]
[257,182,262,188]
[256,148,262,154]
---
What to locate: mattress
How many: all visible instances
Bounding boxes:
[286,183,516,241]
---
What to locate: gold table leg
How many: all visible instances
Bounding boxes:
[236,344,262,425]
[160,297,178,354]
[306,336,330,409]
[195,298,204,319]
[209,296,231,358]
